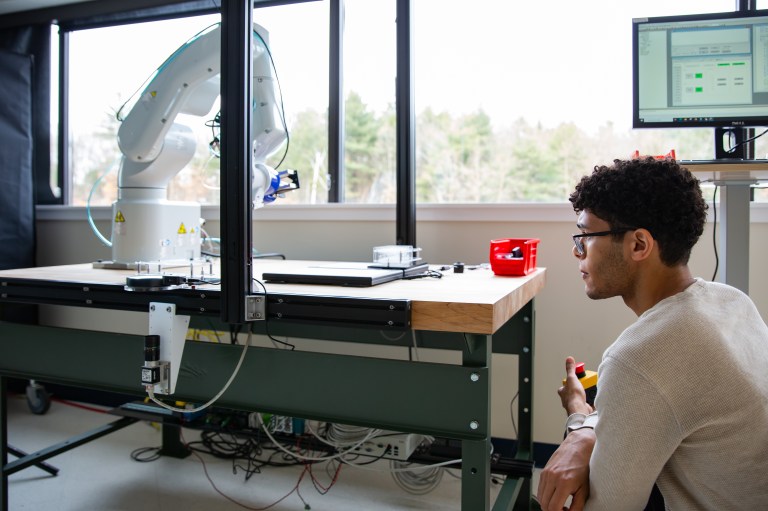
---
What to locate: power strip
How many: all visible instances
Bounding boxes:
[351,432,425,461]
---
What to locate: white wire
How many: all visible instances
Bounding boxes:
[391,460,444,495]
[305,422,457,477]
[411,330,420,361]
[86,159,119,248]
[146,329,251,414]
[200,227,215,253]
[325,423,383,446]
[378,330,406,341]
[256,414,378,462]
[342,457,462,473]
[305,421,340,448]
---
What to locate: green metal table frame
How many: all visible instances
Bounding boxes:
[1,301,536,510]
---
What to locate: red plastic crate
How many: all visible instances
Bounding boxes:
[489,238,540,276]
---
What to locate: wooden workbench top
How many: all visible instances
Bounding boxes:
[0,261,546,334]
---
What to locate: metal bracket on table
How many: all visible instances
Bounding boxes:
[245,294,266,322]
[148,302,190,395]
[266,294,411,328]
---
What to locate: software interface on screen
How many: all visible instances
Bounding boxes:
[636,14,768,126]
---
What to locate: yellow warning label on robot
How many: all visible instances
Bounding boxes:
[177,223,187,234]
[114,211,125,223]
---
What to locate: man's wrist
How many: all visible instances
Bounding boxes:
[566,411,598,434]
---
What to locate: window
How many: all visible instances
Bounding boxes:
[255,1,330,204]
[66,2,328,207]
[412,0,735,203]
[68,16,220,206]
[64,0,761,207]
[343,0,397,203]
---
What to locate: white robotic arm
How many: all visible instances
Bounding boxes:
[108,22,296,265]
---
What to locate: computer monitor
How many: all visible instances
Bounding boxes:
[633,10,768,129]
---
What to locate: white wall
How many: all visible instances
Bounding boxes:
[35,203,768,446]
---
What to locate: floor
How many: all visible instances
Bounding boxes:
[5,393,539,510]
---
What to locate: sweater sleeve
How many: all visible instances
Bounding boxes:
[584,355,683,511]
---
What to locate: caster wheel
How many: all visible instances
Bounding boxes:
[26,383,51,415]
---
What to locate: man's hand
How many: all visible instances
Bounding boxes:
[559,356,593,416]
[537,428,596,511]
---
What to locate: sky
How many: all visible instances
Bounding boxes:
[63,0,737,137]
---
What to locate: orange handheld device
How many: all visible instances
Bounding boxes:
[563,362,598,406]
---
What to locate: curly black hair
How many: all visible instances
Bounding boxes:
[569,158,708,266]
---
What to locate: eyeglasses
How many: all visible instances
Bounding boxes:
[572,228,636,256]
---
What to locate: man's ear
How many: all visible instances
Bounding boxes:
[628,228,654,261]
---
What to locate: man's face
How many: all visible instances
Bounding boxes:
[573,210,632,300]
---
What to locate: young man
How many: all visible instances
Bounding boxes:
[537,158,768,511]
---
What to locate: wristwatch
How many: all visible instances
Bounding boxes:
[566,412,598,434]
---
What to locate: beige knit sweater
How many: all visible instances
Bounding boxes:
[585,279,768,510]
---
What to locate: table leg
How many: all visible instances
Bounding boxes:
[1,375,8,511]
[5,446,58,476]
[515,307,535,511]
[462,333,492,510]
[158,424,191,458]
[463,437,491,510]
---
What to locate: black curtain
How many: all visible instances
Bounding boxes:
[0,49,35,270]
[0,47,37,322]
[0,25,54,206]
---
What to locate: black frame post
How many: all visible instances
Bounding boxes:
[1,376,7,511]
[220,0,253,325]
[57,28,70,204]
[328,0,345,202]
[395,0,415,247]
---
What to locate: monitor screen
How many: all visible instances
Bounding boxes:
[633,10,768,128]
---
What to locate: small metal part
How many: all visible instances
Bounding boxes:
[125,275,168,291]
[142,360,169,391]
[245,294,266,321]
[141,365,161,385]
[470,372,480,382]
[125,274,186,292]
[469,420,479,430]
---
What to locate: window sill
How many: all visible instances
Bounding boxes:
[35,202,768,223]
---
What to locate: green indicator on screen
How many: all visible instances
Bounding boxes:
[717,63,730,67]
[695,73,703,78]
[733,62,746,66]
[695,87,703,93]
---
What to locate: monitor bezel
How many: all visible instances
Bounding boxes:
[633,9,768,129]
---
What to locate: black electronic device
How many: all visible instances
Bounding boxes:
[633,10,768,130]
[262,262,429,287]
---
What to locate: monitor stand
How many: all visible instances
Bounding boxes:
[712,127,754,294]
[714,127,755,160]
